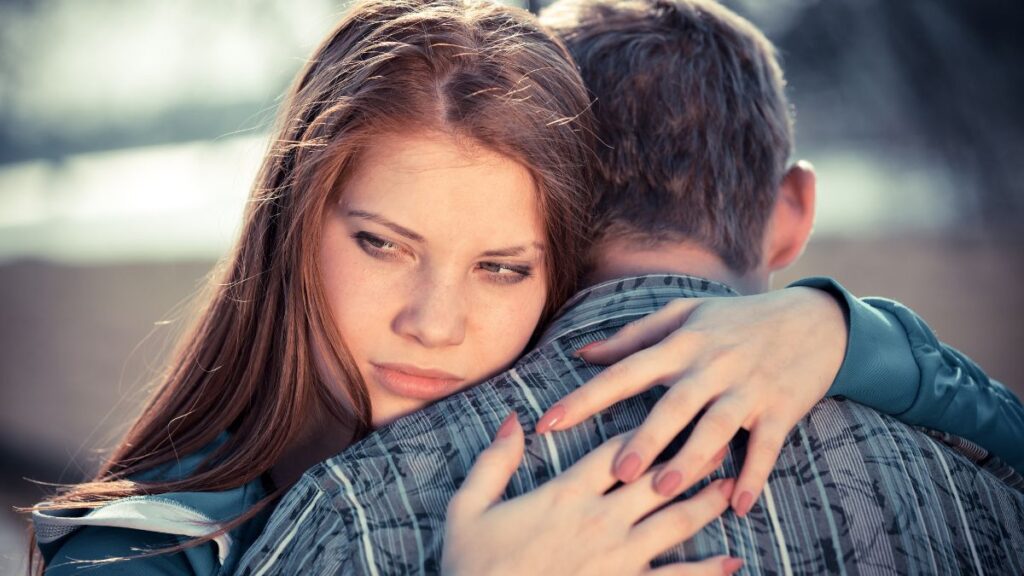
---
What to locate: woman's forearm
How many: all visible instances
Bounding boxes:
[792,276,1024,474]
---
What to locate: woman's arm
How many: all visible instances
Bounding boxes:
[793,276,1024,472]
[535,277,1024,517]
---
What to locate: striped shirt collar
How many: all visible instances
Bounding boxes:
[540,273,738,345]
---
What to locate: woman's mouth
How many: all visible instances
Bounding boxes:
[370,362,464,401]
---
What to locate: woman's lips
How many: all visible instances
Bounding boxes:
[370,362,464,401]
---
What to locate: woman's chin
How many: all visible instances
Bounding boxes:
[369,398,428,429]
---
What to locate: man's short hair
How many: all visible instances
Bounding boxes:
[542,0,794,272]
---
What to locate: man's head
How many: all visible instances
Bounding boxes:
[541,0,816,292]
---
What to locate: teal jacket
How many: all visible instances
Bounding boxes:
[792,277,1023,473]
[35,436,270,576]
[33,278,1024,575]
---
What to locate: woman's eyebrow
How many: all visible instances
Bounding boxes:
[480,244,545,258]
[347,209,543,256]
[346,210,424,242]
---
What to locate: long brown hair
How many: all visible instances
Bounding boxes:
[28,0,594,569]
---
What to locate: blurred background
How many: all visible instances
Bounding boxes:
[2,0,1022,570]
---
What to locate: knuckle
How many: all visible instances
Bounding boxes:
[677,448,712,472]
[550,479,587,506]
[663,383,695,411]
[700,410,737,436]
[668,508,694,535]
[709,343,743,368]
[572,387,614,415]
[582,506,615,533]
[628,428,660,455]
[759,418,795,444]
[691,495,725,520]
[680,326,712,350]
[605,431,632,448]
[638,332,661,350]
[750,438,782,461]
[659,329,692,357]
[473,452,510,476]
[664,298,693,320]
[566,387,594,410]
[602,360,633,382]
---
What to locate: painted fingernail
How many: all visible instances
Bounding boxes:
[536,404,566,434]
[734,490,755,517]
[614,452,642,482]
[496,413,519,439]
[718,478,736,496]
[655,471,682,496]
[573,340,604,357]
[722,557,744,575]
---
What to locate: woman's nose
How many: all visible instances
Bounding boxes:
[392,276,467,348]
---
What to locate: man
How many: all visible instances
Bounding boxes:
[235,0,1024,573]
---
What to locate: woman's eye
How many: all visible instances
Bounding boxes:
[479,262,532,285]
[353,232,403,260]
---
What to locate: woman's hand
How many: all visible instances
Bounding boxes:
[535,287,847,516]
[443,413,743,576]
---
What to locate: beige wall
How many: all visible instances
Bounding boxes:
[3,236,1021,478]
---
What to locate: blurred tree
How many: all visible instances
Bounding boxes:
[759,0,1024,232]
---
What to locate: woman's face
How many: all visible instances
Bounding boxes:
[320,131,548,427]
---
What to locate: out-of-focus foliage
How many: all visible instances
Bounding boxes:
[730,0,1024,229]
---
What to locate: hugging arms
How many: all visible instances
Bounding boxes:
[239,273,1024,575]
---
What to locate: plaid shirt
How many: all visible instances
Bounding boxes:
[235,275,1024,575]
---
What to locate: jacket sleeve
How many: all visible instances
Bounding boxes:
[788,276,1024,474]
[44,526,206,576]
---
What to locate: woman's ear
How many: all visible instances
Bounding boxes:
[762,160,816,272]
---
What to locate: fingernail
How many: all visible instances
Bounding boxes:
[614,452,642,482]
[573,340,604,357]
[718,478,736,496]
[536,404,566,434]
[655,470,682,496]
[496,412,519,439]
[722,557,744,575]
[734,490,755,517]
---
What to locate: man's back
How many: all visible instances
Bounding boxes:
[236,275,1024,575]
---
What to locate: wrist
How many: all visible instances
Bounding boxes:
[783,281,849,390]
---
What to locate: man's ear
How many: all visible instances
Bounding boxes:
[762,160,816,272]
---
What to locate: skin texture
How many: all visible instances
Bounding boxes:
[320,131,548,427]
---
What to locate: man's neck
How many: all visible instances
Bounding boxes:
[586,239,767,294]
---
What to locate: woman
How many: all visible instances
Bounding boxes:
[29,0,1016,574]
[30,1,729,573]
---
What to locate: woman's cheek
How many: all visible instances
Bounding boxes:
[336,266,406,330]
[488,283,546,349]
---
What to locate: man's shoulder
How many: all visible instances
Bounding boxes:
[797,397,1024,498]
[539,273,737,346]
